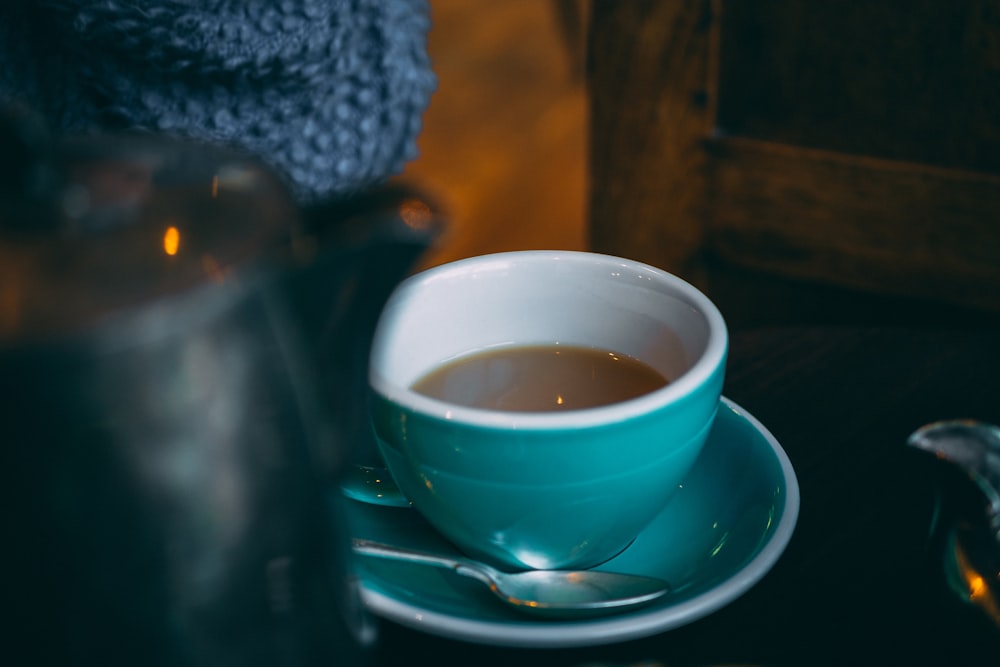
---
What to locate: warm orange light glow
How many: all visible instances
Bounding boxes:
[211,175,220,198]
[956,540,1000,625]
[399,198,433,230]
[163,226,180,256]
[969,574,986,599]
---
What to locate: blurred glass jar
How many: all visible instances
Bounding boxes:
[0,107,440,666]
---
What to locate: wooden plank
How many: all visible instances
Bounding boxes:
[705,136,1000,311]
[716,0,1000,174]
[587,0,715,275]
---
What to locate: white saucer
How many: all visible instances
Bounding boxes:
[343,396,799,648]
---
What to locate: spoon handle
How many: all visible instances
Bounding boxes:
[351,538,495,585]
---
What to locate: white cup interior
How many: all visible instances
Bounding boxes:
[370,251,727,428]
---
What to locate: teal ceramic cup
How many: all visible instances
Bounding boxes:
[368,251,728,570]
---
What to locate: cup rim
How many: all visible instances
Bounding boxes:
[369,250,728,430]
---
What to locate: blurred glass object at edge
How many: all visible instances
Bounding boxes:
[0,107,442,666]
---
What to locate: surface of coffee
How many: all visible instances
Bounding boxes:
[411,344,669,412]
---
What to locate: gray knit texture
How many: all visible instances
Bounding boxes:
[0,0,437,203]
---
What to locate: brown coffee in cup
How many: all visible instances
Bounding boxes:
[410,344,669,412]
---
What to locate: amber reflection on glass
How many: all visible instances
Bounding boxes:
[163,226,180,256]
[955,536,1000,625]
[399,198,433,230]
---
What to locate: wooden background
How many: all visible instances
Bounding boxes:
[589,0,1000,327]
[399,0,1000,328]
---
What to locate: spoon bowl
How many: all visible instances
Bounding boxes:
[352,539,670,618]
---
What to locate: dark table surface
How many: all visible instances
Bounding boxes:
[366,325,1000,667]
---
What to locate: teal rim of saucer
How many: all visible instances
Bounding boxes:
[342,396,800,649]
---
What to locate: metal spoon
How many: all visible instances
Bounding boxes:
[351,538,670,617]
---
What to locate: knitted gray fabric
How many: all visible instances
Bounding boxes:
[0,0,437,203]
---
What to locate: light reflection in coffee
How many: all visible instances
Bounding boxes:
[410,344,669,412]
